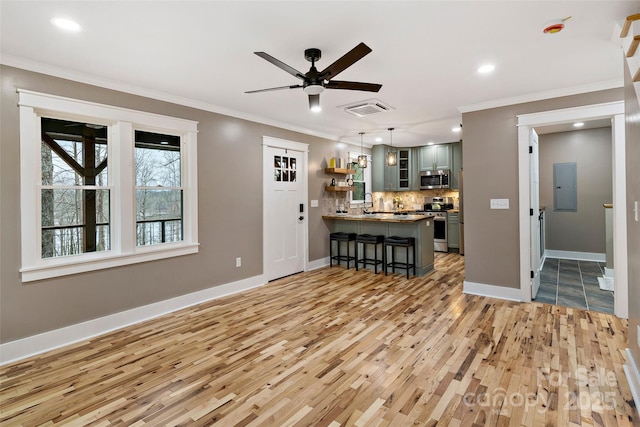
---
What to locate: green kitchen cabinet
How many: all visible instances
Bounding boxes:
[372,145,415,191]
[397,148,412,190]
[372,144,398,191]
[418,144,451,171]
[450,141,462,189]
[447,211,460,250]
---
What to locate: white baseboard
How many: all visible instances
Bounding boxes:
[307,257,329,271]
[545,250,605,262]
[624,349,640,415]
[463,280,528,302]
[0,274,267,365]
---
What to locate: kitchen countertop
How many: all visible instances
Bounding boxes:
[322,213,433,223]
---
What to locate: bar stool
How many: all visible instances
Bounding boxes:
[329,232,357,269]
[355,234,385,274]
[384,236,416,279]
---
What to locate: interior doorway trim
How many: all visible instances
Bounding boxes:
[517,101,627,318]
[262,136,309,280]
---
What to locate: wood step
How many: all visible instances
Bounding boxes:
[634,67,640,82]
[627,35,640,57]
[620,13,640,38]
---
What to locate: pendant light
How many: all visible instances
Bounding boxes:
[385,127,397,166]
[357,132,367,168]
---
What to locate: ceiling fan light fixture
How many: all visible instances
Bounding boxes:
[303,84,324,95]
[309,95,321,113]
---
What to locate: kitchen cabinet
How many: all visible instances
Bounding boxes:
[372,145,398,191]
[418,144,451,171]
[450,141,462,189]
[447,211,460,250]
[397,148,412,190]
[372,145,414,192]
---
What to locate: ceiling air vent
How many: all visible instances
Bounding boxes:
[342,99,394,117]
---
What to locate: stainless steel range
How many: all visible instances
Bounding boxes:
[424,197,454,252]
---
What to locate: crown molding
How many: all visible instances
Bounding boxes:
[458,79,623,113]
[1,54,341,142]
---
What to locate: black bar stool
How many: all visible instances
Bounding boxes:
[355,234,385,274]
[329,232,357,269]
[384,236,416,279]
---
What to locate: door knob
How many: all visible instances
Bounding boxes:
[299,216,304,220]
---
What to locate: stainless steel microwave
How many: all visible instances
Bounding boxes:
[419,169,451,189]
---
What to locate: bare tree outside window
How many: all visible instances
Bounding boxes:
[134,131,183,246]
[40,118,110,258]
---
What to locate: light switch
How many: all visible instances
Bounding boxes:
[490,199,509,209]
[634,201,638,222]
[310,199,319,208]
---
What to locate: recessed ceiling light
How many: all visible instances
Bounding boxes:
[310,105,322,113]
[573,122,585,128]
[51,17,81,32]
[477,64,495,74]
[375,137,382,142]
[452,126,462,133]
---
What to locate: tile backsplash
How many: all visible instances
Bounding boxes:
[323,189,459,214]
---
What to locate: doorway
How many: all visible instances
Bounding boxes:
[262,136,309,281]
[517,101,627,318]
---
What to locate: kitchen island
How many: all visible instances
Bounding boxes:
[322,213,435,276]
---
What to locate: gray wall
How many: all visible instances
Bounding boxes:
[539,127,612,253]
[0,65,355,343]
[462,88,623,289]
[624,61,640,377]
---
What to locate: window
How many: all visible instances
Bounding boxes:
[348,152,371,204]
[135,131,183,246]
[41,117,111,258]
[19,90,199,282]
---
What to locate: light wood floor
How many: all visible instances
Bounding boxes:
[1,253,637,426]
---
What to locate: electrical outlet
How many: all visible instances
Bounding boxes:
[634,200,638,222]
[490,198,509,209]
[236,257,241,268]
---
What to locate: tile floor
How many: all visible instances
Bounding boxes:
[533,258,614,314]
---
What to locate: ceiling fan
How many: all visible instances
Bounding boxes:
[245,42,382,112]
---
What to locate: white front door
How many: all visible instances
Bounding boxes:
[530,128,541,299]
[263,140,307,281]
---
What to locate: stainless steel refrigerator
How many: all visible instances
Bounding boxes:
[459,170,464,255]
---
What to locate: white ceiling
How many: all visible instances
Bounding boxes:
[1,1,636,147]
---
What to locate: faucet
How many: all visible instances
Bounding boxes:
[363,193,373,213]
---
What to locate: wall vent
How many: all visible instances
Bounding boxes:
[342,99,394,117]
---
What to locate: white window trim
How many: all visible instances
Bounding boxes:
[18,90,199,282]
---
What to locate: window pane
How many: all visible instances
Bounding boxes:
[352,163,364,181]
[136,189,183,246]
[41,189,110,258]
[41,117,108,186]
[135,131,181,187]
[353,182,365,202]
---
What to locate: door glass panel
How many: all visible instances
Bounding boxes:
[274,155,296,182]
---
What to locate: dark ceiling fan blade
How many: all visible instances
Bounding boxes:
[325,80,382,92]
[245,85,303,94]
[254,52,305,80]
[319,42,372,81]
